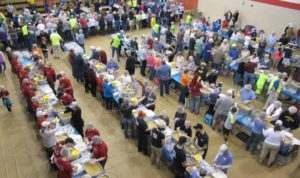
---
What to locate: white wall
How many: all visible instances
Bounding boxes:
[198,0,300,36]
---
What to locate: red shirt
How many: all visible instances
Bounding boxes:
[60,93,74,106]
[56,157,73,178]
[0,90,9,98]
[244,61,257,73]
[189,80,203,96]
[53,142,64,158]
[147,39,153,49]
[92,141,108,161]
[32,102,40,113]
[22,84,35,97]
[79,18,87,27]
[96,78,103,92]
[45,67,56,82]
[85,129,100,142]
[36,116,47,129]
[59,78,73,96]
[222,20,229,28]
[99,51,107,65]
[12,58,19,72]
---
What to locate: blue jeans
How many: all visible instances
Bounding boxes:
[115,20,121,32]
[234,73,241,85]
[179,86,188,104]
[149,67,155,80]
[246,132,262,153]
[189,95,201,114]
[123,118,134,138]
[112,47,120,61]
[213,63,222,74]
[159,79,169,96]
[243,72,255,87]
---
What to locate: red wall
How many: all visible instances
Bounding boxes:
[177,0,198,10]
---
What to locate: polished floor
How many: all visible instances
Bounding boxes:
[0,28,299,178]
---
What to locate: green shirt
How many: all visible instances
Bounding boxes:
[185,15,192,25]
[0,13,5,21]
[170,24,176,35]
[22,25,29,36]
[195,39,204,54]
[154,24,160,33]
[69,18,77,29]
[50,33,62,46]
[111,36,121,48]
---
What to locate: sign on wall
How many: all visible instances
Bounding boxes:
[252,0,300,10]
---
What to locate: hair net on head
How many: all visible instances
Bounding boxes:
[219,144,228,152]
[92,135,101,144]
[60,147,70,157]
[275,120,282,126]
[86,123,94,130]
[288,106,298,114]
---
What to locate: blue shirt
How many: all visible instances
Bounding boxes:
[202,42,212,58]
[229,48,239,60]
[240,88,256,102]
[156,64,171,80]
[102,82,114,97]
[252,118,266,134]
[214,152,233,167]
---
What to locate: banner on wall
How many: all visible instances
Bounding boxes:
[177,0,198,10]
[252,0,300,10]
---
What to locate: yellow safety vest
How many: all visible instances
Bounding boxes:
[269,76,282,93]
[133,0,137,8]
[22,25,29,36]
[186,15,192,25]
[112,36,121,48]
[135,14,141,21]
[154,24,160,33]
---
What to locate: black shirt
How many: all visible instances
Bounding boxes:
[195,131,209,149]
[137,118,148,136]
[180,126,192,137]
[279,110,300,130]
[172,145,187,172]
[113,14,120,21]
[174,112,187,129]
[151,128,165,148]
[121,14,128,22]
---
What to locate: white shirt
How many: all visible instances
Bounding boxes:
[266,104,282,121]
[37,23,45,31]
[263,128,284,146]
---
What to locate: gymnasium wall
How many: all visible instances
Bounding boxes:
[197,0,300,36]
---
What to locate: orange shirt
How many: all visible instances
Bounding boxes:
[181,73,190,87]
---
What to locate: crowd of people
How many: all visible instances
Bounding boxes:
[0,0,300,178]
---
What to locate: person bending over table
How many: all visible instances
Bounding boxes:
[57,72,74,97]
[239,84,256,103]
[85,123,100,143]
[179,121,192,137]
[174,106,187,130]
[140,86,156,111]
[278,106,300,131]
[64,101,85,137]
[172,136,197,178]
[57,91,74,106]
[158,110,170,127]
[90,135,108,168]
[266,101,282,122]
[56,148,76,178]
[193,123,209,160]
[213,144,233,174]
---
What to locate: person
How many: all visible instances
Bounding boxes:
[213,144,233,174]
[50,30,62,59]
[191,167,207,178]
[179,70,190,104]
[40,121,59,160]
[259,120,284,167]
[189,73,202,114]
[125,50,136,75]
[0,51,6,76]
[147,51,155,80]
[243,55,257,86]
[0,85,12,112]
[57,92,74,106]
[76,29,85,50]
[174,106,187,130]
[246,112,267,154]
[193,123,209,159]
[158,110,170,127]
[44,62,56,94]
[219,39,229,53]
[175,29,184,53]
[273,47,282,68]
[140,86,156,111]
[212,90,235,131]
[178,121,192,137]
[223,107,238,144]
[56,148,75,178]
[156,60,171,97]
[207,69,218,85]
[212,49,225,73]
[136,111,149,155]
[120,98,138,138]
[278,106,300,131]
[266,101,282,122]
[255,70,269,95]
[195,37,204,66]
[57,73,74,96]
[36,110,48,129]
[73,53,84,82]
[239,84,256,103]
[202,38,213,64]
[150,122,166,169]
[258,54,273,70]
[111,34,121,62]
[90,136,108,168]
[263,72,283,110]
[85,123,100,143]
[172,136,197,178]
[64,101,85,137]
[102,79,114,111]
